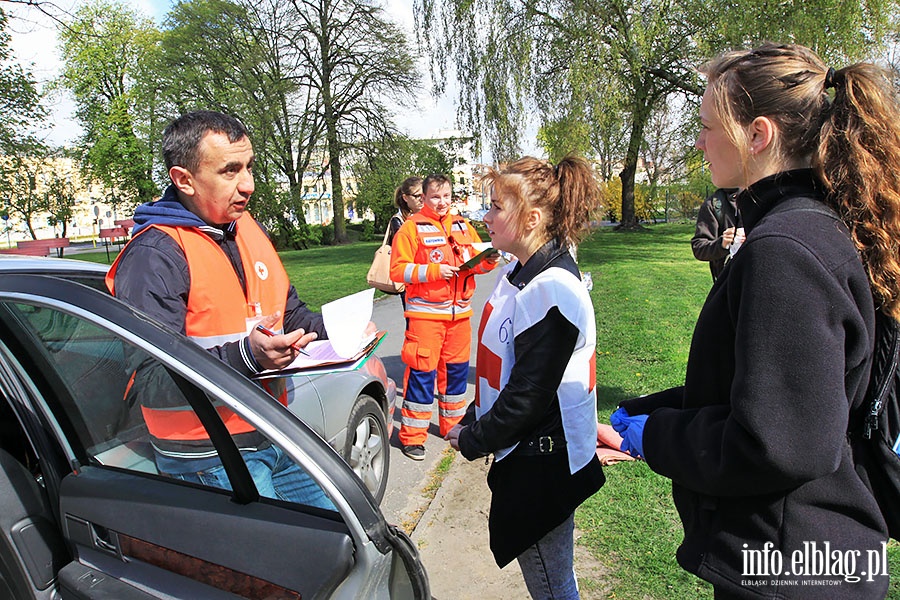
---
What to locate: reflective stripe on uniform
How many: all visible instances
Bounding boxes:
[403,263,429,284]
[402,397,434,412]
[190,331,244,348]
[416,223,440,233]
[401,415,432,429]
[438,404,467,418]
[400,399,433,430]
[405,298,455,316]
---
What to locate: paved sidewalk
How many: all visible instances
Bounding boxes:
[411,454,529,599]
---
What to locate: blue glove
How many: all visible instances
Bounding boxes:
[609,407,648,458]
[619,414,647,458]
[609,407,631,433]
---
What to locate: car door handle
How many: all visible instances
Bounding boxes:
[95,537,117,553]
[91,526,124,560]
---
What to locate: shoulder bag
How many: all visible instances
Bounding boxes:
[366,226,404,295]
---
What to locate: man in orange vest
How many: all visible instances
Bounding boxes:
[390,174,499,460]
[107,111,331,508]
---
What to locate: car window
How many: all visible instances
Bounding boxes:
[3,300,335,511]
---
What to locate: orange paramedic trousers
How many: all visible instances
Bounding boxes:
[399,318,471,446]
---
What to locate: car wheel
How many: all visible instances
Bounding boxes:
[343,394,389,503]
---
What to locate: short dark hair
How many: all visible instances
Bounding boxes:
[422,173,452,196]
[162,110,250,172]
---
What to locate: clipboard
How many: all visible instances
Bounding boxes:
[253,330,387,379]
[458,247,499,270]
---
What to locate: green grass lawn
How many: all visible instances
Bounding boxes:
[73,222,899,597]
[573,223,712,598]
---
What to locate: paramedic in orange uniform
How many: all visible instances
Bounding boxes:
[390,174,499,460]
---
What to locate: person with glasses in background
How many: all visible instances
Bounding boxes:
[387,177,424,310]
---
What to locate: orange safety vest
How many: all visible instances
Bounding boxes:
[389,206,489,320]
[107,213,290,442]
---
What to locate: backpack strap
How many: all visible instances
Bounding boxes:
[865,312,900,438]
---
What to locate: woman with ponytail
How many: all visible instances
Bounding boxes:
[446,155,606,599]
[611,43,896,598]
[388,176,423,310]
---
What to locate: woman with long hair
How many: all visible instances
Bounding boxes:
[611,43,900,598]
[388,176,424,245]
[388,176,424,310]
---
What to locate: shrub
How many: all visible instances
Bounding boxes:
[321,223,334,246]
[361,219,375,241]
[300,224,323,246]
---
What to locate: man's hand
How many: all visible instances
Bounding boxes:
[249,312,317,370]
[445,424,464,451]
[721,226,736,249]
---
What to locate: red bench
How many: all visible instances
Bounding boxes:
[114,219,135,235]
[0,246,46,256]
[99,227,129,262]
[99,227,128,241]
[0,238,71,257]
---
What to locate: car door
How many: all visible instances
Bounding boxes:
[0,273,427,600]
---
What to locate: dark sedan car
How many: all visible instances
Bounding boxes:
[0,256,427,599]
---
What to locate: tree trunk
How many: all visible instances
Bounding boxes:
[326,129,348,244]
[287,181,308,249]
[617,86,651,231]
[319,2,348,246]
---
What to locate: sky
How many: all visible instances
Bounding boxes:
[4,0,469,150]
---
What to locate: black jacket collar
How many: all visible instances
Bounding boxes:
[737,169,826,235]
[509,239,572,289]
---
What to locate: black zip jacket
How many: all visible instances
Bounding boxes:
[691,188,739,281]
[623,170,888,598]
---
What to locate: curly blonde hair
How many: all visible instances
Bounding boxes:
[478,155,601,249]
[703,43,900,319]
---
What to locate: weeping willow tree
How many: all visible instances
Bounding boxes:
[415,0,900,228]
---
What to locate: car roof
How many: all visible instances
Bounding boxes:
[0,255,108,276]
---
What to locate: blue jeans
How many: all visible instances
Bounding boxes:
[516,513,579,600]
[170,444,334,510]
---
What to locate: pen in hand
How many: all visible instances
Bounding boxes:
[255,324,311,356]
